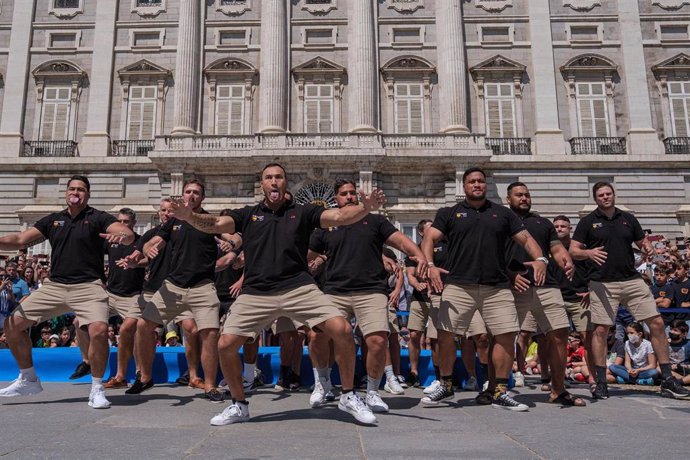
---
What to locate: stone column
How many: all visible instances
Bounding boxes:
[0,1,37,156]
[618,1,660,155]
[171,0,200,135]
[80,0,118,156]
[436,0,469,134]
[528,0,565,154]
[170,172,184,196]
[258,0,288,133]
[347,0,378,133]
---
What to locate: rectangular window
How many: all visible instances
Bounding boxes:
[216,85,245,135]
[394,83,424,134]
[569,25,600,42]
[669,81,690,137]
[400,223,420,245]
[34,177,60,199]
[305,29,333,45]
[304,84,333,133]
[660,24,689,41]
[219,30,246,46]
[576,82,609,137]
[133,32,161,47]
[484,83,516,137]
[393,28,421,44]
[40,87,71,141]
[137,0,163,6]
[124,177,150,198]
[127,86,157,140]
[54,0,79,7]
[481,26,510,43]
[49,33,77,48]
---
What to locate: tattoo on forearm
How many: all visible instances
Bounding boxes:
[23,236,46,249]
[190,213,219,231]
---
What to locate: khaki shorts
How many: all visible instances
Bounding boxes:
[13,279,108,327]
[589,278,659,326]
[327,292,389,336]
[141,280,220,331]
[564,299,593,332]
[439,284,519,336]
[513,287,570,334]
[408,294,440,339]
[271,316,306,335]
[222,283,343,340]
[466,310,488,337]
[388,310,400,334]
[140,290,194,325]
[108,291,142,320]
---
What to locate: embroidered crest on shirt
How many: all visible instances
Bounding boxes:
[251,215,265,222]
[455,212,467,218]
[53,221,65,227]
[592,222,603,229]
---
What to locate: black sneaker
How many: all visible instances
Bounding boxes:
[492,392,529,412]
[660,377,690,400]
[69,362,91,380]
[406,372,419,388]
[252,369,265,389]
[125,378,154,395]
[591,381,609,400]
[175,370,190,386]
[288,371,301,392]
[475,389,493,406]
[204,388,225,403]
[420,384,454,405]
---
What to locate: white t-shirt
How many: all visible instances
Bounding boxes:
[625,339,654,369]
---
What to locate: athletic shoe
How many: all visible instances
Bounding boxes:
[288,371,301,392]
[513,372,525,388]
[365,390,389,413]
[420,384,454,405]
[210,400,250,426]
[463,376,478,391]
[638,378,654,386]
[309,377,333,408]
[591,381,609,400]
[492,391,528,412]
[69,362,91,380]
[242,378,255,394]
[660,376,690,399]
[325,389,336,401]
[88,386,111,409]
[475,389,493,405]
[616,376,625,384]
[338,392,377,424]
[205,388,225,403]
[103,378,128,389]
[0,376,43,397]
[397,375,409,389]
[125,378,153,395]
[405,373,419,388]
[253,369,265,388]
[384,376,405,395]
[423,380,441,395]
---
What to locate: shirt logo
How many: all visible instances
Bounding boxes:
[660,291,667,297]
[172,225,182,231]
[592,223,603,229]
[328,226,339,232]
[433,246,443,253]
[455,212,467,218]
[289,214,296,220]
[53,221,65,227]
[251,215,265,222]
[492,214,497,218]
[362,220,368,225]
[682,288,689,295]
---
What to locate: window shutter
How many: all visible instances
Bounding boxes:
[229,100,244,135]
[409,99,423,133]
[40,87,71,140]
[127,86,157,139]
[500,99,515,137]
[215,85,244,135]
[484,83,515,137]
[576,82,609,137]
[669,82,690,137]
[318,99,333,133]
[127,102,142,139]
[304,84,334,133]
[305,100,319,133]
[394,83,424,134]
[216,100,230,135]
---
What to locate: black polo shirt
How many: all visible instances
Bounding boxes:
[215,249,243,302]
[106,233,145,297]
[137,226,172,293]
[548,240,591,302]
[309,213,398,295]
[652,282,675,307]
[572,207,645,282]
[34,206,117,284]
[157,212,219,289]
[506,212,560,288]
[431,200,524,287]
[228,200,325,295]
[405,240,449,301]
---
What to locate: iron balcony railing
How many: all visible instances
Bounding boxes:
[663,137,690,154]
[111,139,155,157]
[484,137,532,155]
[569,137,627,155]
[22,140,78,157]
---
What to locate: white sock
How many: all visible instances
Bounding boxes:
[91,377,103,387]
[243,363,256,382]
[326,367,333,383]
[316,367,329,381]
[366,375,380,393]
[384,365,395,381]
[20,367,37,382]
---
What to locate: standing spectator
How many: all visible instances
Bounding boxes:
[22,266,38,292]
[609,323,660,385]
[5,262,30,303]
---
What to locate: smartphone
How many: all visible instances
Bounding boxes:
[677,244,686,250]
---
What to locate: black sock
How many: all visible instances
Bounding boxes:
[595,366,606,383]
[434,366,441,381]
[480,363,489,378]
[441,375,453,391]
[341,388,354,394]
[232,399,248,405]
[541,377,550,384]
[660,363,672,379]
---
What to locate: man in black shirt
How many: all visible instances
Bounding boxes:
[505,183,584,407]
[0,175,134,409]
[307,179,427,412]
[421,167,547,411]
[571,181,689,400]
[171,164,388,426]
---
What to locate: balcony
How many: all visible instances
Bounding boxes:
[663,137,690,154]
[484,138,532,155]
[111,139,155,157]
[22,140,78,157]
[569,137,627,155]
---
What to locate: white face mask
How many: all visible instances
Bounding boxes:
[627,333,641,345]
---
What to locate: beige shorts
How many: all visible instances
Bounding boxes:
[439,284,519,337]
[12,279,108,327]
[408,294,440,339]
[327,292,389,336]
[589,278,659,326]
[513,287,570,334]
[141,280,220,331]
[108,291,142,321]
[388,310,400,334]
[564,299,593,332]
[466,310,488,337]
[222,283,343,340]
[519,312,539,334]
[140,290,194,325]
[271,316,306,335]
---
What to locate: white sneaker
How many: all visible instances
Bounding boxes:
[384,377,405,395]
[338,392,377,424]
[309,377,333,408]
[0,376,43,397]
[210,401,250,426]
[463,376,478,391]
[88,386,111,409]
[396,375,409,389]
[513,372,525,387]
[325,389,335,401]
[423,380,441,395]
[365,390,389,413]
[218,378,228,390]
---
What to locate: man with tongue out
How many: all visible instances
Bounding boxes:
[0,175,135,409]
[170,163,390,426]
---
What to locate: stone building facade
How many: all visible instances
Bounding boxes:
[1,0,690,253]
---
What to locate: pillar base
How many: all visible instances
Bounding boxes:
[440,125,470,135]
[534,130,566,155]
[0,133,24,157]
[171,126,197,136]
[259,126,286,134]
[349,125,378,134]
[79,132,110,157]
[626,129,662,155]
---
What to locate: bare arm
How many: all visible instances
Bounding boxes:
[570,239,608,266]
[102,222,135,245]
[385,231,429,280]
[143,235,166,259]
[657,297,672,308]
[550,241,574,280]
[512,230,546,286]
[422,226,445,294]
[319,189,386,228]
[388,267,404,309]
[0,227,46,251]
[635,237,654,261]
[215,251,238,272]
[170,198,236,234]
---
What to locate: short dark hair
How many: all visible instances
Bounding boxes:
[183,179,205,196]
[627,322,644,334]
[5,262,17,270]
[553,215,571,224]
[670,319,689,334]
[506,181,528,195]
[261,163,287,180]
[417,219,432,235]
[334,178,357,194]
[68,175,90,191]
[118,207,136,221]
[462,167,486,184]
[592,181,614,197]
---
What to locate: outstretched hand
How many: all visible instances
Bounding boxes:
[100,232,126,245]
[359,188,386,213]
[170,196,192,221]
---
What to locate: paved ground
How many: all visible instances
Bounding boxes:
[0,378,688,459]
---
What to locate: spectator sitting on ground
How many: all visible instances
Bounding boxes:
[609,323,660,385]
[651,268,674,309]
[524,337,541,375]
[165,331,180,347]
[58,327,72,347]
[0,329,8,349]
[566,332,589,382]
[35,326,52,348]
[107,325,118,348]
[48,334,60,348]
[667,320,690,385]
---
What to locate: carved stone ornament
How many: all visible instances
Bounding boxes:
[386,0,424,14]
[118,59,171,79]
[475,0,513,13]
[33,60,85,79]
[300,0,337,15]
[49,0,84,19]
[131,0,166,18]
[652,0,690,10]
[216,0,251,16]
[563,0,601,11]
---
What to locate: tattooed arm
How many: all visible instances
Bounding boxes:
[170,198,236,234]
[0,227,46,251]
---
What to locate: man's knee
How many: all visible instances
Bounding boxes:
[219,334,246,353]
[4,316,34,336]
[88,321,108,338]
